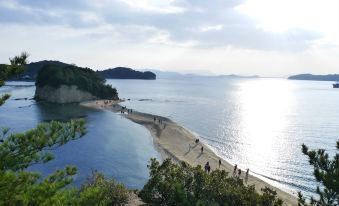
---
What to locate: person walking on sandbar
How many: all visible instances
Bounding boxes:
[245,168,249,183]
[201,146,204,153]
[204,162,210,173]
[219,159,221,168]
[233,164,237,176]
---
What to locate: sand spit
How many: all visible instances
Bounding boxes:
[81,100,298,206]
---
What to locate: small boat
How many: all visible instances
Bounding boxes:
[333,82,339,88]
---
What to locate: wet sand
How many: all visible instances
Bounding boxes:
[81,100,298,206]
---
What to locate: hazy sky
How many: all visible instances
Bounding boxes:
[0,0,338,76]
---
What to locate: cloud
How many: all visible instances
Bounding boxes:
[0,0,322,51]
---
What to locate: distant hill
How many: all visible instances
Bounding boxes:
[9,61,156,81]
[147,69,259,79]
[11,60,71,80]
[288,74,339,81]
[97,67,156,80]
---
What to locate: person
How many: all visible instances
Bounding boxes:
[204,162,209,173]
[245,168,249,183]
[219,159,221,168]
[188,143,191,151]
[233,164,237,175]
[201,146,204,153]
[207,164,211,174]
[238,169,241,177]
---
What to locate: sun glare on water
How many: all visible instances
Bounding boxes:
[235,79,296,180]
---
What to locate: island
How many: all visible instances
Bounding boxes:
[288,74,339,81]
[34,65,118,103]
[96,67,156,80]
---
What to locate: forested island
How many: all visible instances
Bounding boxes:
[288,74,339,81]
[8,60,156,81]
[96,67,156,80]
[35,65,118,103]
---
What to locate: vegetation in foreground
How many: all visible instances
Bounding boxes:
[298,142,339,206]
[0,53,338,205]
[139,158,283,206]
[35,64,118,100]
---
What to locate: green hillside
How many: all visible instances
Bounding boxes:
[36,65,118,100]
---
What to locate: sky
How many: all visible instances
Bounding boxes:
[0,0,338,76]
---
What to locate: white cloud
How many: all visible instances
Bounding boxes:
[117,0,185,13]
[201,25,223,32]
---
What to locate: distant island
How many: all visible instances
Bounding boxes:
[9,61,156,81]
[288,74,339,81]
[35,65,118,103]
[97,67,156,80]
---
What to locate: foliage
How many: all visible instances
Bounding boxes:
[9,52,29,77]
[0,119,86,171]
[35,65,118,100]
[298,142,339,206]
[76,171,130,205]
[0,52,29,103]
[139,158,283,206]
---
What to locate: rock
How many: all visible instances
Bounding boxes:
[35,85,98,104]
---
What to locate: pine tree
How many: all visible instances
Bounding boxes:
[298,142,339,206]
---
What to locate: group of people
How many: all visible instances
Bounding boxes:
[153,116,166,129]
[192,139,250,182]
[233,164,250,183]
[120,106,133,114]
[204,159,223,174]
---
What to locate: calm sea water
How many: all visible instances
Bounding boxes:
[1,78,338,197]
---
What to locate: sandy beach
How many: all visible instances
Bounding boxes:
[81,100,298,206]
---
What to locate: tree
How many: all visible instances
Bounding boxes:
[298,142,339,206]
[139,158,283,206]
[0,52,29,105]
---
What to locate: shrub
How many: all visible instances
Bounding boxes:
[139,158,283,206]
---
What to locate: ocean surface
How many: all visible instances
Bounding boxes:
[1,78,338,198]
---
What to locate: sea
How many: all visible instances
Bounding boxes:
[1,77,338,198]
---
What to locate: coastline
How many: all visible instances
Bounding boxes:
[81,100,298,206]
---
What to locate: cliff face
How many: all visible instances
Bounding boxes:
[35,85,98,104]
